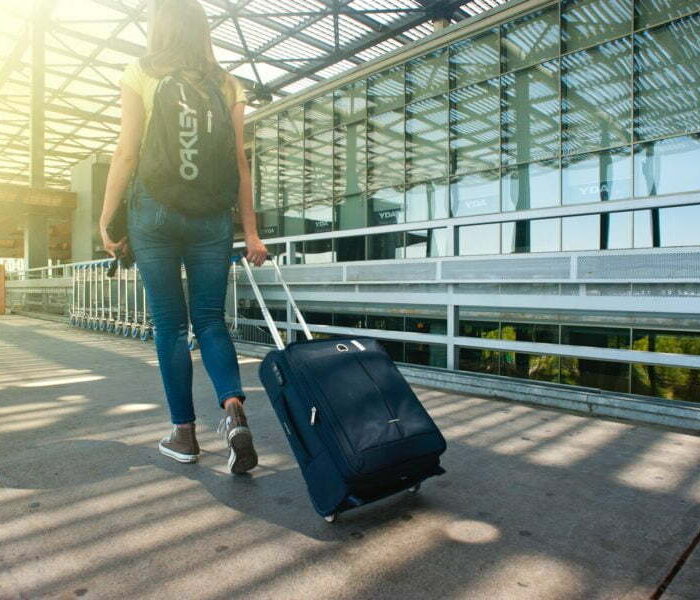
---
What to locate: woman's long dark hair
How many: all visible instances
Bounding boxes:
[141,0,232,93]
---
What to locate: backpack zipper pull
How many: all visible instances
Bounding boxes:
[207,110,213,133]
[310,406,317,426]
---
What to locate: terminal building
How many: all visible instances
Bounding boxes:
[3,0,700,425]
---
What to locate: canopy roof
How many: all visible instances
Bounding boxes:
[0,0,511,188]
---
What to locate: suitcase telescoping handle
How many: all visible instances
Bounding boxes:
[233,253,313,350]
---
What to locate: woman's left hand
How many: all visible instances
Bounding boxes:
[245,236,268,267]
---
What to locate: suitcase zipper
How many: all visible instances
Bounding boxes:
[310,406,317,426]
[207,110,213,133]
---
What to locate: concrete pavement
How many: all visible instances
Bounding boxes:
[0,315,699,600]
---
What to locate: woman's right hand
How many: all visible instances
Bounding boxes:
[245,235,268,267]
[100,225,127,258]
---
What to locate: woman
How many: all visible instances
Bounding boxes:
[99,0,266,473]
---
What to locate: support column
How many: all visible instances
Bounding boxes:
[24,213,49,270]
[0,264,6,315]
[71,155,111,261]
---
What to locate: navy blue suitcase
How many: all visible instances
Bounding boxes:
[238,257,446,521]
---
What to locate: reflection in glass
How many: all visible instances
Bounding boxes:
[502,160,559,211]
[560,357,630,392]
[562,325,629,349]
[406,48,448,102]
[450,80,500,174]
[502,7,559,72]
[368,232,404,260]
[282,205,304,237]
[451,170,500,217]
[305,198,333,234]
[279,141,304,207]
[304,130,333,205]
[368,109,404,189]
[405,229,449,258]
[502,322,558,344]
[406,181,449,222]
[335,193,367,230]
[562,38,633,155]
[303,239,334,264]
[633,329,700,355]
[450,30,499,88]
[562,148,632,204]
[369,187,405,226]
[367,315,405,332]
[562,215,600,251]
[254,149,278,210]
[635,15,700,141]
[405,343,447,368]
[379,339,405,362]
[335,79,366,124]
[603,211,633,249]
[336,235,366,262]
[334,123,366,197]
[255,117,278,152]
[279,106,304,143]
[635,0,700,29]
[634,135,700,196]
[406,96,449,183]
[502,353,560,382]
[501,62,560,164]
[459,223,500,256]
[632,364,700,402]
[368,65,405,114]
[658,205,700,247]
[633,210,654,248]
[304,93,333,134]
[562,0,633,52]
[502,218,560,254]
[458,348,500,374]
[460,320,500,338]
[256,208,281,239]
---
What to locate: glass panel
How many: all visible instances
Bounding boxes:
[502,160,560,211]
[659,205,700,247]
[502,6,559,72]
[379,339,405,362]
[460,320,500,338]
[279,106,304,143]
[406,96,449,183]
[632,364,700,402]
[368,109,404,189]
[501,353,560,382]
[367,316,404,332]
[562,215,600,251]
[305,93,334,134]
[405,343,447,368]
[406,48,449,102]
[405,229,449,258]
[633,209,654,248]
[335,193,368,230]
[603,211,633,249]
[369,187,405,226]
[254,148,278,210]
[334,313,365,328]
[562,325,629,349]
[502,322,558,344]
[336,235,366,262]
[451,170,500,217]
[634,135,700,196]
[450,29,500,88]
[459,348,500,374]
[302,239,334,264]
[501,61,560,164]
[368,232,404,260]
[368,65,405,114]
[502,218,561,254]
[635,0,700,29]
[562,38,633,155]
[407,317,446,334]
[459,223,500,256]
[334,123,367,197]
[255,117,278,152]
[560,358,630,392]
[635,15,700,141]
[282,205,304,237]
[450,79,500,174]
[562,0,633,52]
[335,79,366,124]
[633,329,700,354]
[406,180,450,222]
[305,130,333,204]
[279,141,304,207]
[305,199,334,234]
[304,311,333,325]
[256,209,281,239]
[562,148,632,204]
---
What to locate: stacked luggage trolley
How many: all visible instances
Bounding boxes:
[68,260,153,341]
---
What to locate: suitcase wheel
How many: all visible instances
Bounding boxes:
[408,483,421,493]
[323,513,338,523]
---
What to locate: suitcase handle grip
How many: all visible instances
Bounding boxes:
[278,392,312,464]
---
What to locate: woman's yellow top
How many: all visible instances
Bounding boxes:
[121,61,246,131]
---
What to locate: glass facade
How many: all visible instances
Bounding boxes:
[251,1,700,256]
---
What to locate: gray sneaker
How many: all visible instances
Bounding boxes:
[217,402,258,474]
[159,425,200,463]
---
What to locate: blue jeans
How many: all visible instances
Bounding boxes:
[128,179,245,424]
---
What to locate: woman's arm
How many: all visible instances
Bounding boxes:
[230,100,267,267]
[99,84,145,257]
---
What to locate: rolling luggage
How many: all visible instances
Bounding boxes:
[237,256,447,522]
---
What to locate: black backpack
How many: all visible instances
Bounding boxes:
[138,69,239,216]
